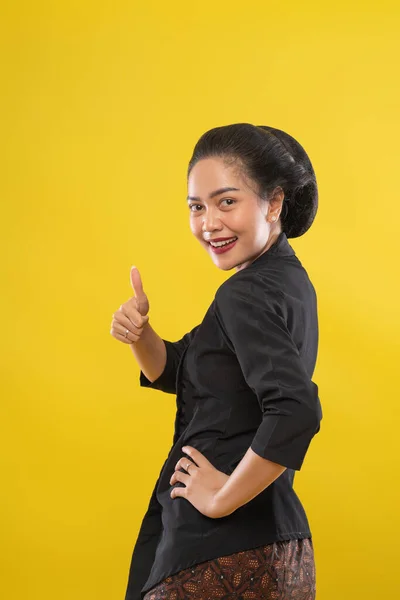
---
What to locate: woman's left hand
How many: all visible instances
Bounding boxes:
[169,446,230,519]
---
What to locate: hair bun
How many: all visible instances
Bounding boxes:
[257,125,318,238]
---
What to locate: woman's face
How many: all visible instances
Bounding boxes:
[187,157,283,272]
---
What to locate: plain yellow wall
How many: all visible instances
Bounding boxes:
[1,1,399,598]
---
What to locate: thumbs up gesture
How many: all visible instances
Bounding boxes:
[110,266,150,345]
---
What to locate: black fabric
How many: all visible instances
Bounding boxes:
[124,231,322,600]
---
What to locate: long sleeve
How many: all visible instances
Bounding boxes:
[139,324,200,395]
[214,272,322,471]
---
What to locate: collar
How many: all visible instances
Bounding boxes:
[265,231,295,257]
[246,231,296,270]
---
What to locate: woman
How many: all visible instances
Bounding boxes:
[112,123,323,599]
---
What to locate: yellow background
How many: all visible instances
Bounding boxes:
[1,1,399,598]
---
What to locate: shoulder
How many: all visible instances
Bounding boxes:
[214,269,284,314]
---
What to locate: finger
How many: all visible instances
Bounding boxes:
[181,446,206,468]
[170,471,189,486]
[171,486,186,499]
[114,307,147,334]
[111,331,133,344]
[124,305,149,330]
[176,458,196,472]
[111,323,140,343]
[130,267,147,313]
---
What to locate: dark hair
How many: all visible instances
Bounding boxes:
[186,123,318,238]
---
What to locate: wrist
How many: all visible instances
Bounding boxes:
[213,478,236,518]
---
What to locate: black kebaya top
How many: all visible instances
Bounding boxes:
[124,231,323,600]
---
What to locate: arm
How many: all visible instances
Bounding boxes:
[214,272,322,472]
[214,447,286,517]
[130,321,168,383]
[132,322,201,394]
[170,274,322,518]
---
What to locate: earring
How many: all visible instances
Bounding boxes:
[270,216,277,222]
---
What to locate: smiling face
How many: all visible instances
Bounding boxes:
[187,157,284,272]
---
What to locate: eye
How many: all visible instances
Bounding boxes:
[188,204,203,212]
[188,198,236,212]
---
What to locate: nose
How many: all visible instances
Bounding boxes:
[201,207,222,232]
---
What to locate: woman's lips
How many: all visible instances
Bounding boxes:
[208,238,238,254]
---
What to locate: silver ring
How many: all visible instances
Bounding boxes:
[186,463,192,472]
[125,328,129,337]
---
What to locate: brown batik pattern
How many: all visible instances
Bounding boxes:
[143,537,316,599]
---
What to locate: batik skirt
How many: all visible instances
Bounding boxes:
[143,537,316,599]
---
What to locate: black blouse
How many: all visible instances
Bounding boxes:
[124,231,323,600]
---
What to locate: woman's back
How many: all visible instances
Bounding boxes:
[126,232,322,599]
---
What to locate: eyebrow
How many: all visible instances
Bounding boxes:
[187,186,241,202]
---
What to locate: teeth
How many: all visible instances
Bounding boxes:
[210,237,237,247]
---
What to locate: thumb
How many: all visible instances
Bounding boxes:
[130,265,145,298]
[130,265,151,319]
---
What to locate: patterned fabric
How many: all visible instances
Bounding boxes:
[143,537,316,599]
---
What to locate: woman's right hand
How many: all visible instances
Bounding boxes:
[110,266,150,345]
